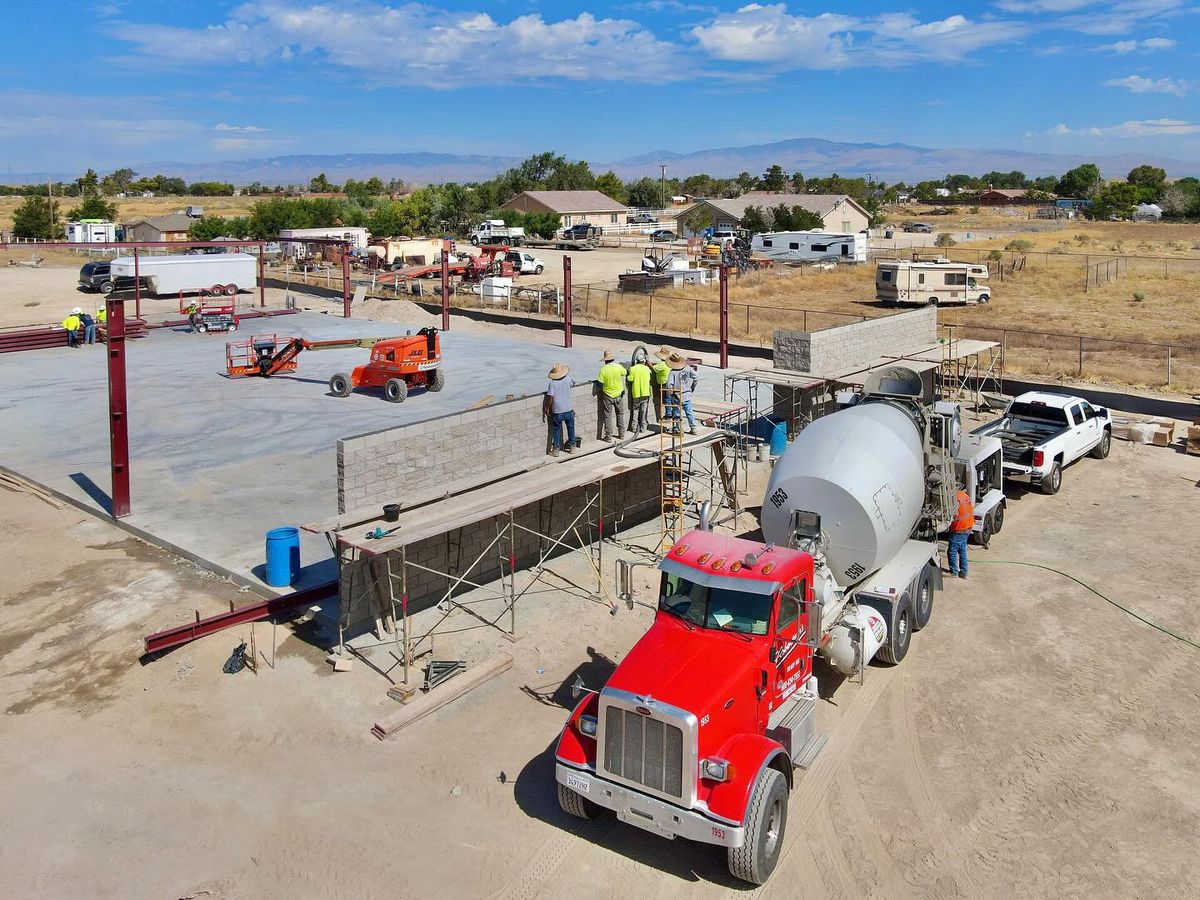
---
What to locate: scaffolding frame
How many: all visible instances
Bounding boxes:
[724,368,840,442]
[936,326,1004,409]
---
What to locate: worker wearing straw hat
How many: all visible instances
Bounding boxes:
[665,352,698,435]
[543,362,576,457]
[597,350,627,442]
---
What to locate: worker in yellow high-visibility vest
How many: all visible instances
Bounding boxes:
[61,309,82,348]
[597,350,627,442]
[96,304,107,324]
[651,345,672,422]
[627,353,653,435]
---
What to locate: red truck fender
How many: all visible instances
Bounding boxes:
[555,693,599,769]
[702,733,792,824]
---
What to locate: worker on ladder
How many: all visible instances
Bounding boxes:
[947,488,974,580]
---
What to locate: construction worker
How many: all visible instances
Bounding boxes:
[947,488,974,579]
[665,352,698,435]
[597,350,627,442]
[79,309,96,346]
[61,307,82,348]
[96,304,107,325]
[651,346,672,422]
[627,352,653,435]
[543,362,576,458]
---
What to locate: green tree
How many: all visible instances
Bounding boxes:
[679,205,711,236]
[545,160,594,191]
[593,170,626,205]
[187,216,232,241]
[770,204,823,231]
[188,181,235,196]
[740,206,771,235]
[1055,163,1101,199]
[75,168,100,195]
[759,164,788,192]
[100,167,136,195]
[791,171,806,193]
[1090,181,1140,219]
[66,195,118,221]
[12,195,59,238]
[625,177,661,209]
[309,172,338,193]
[1127,165,1167,201]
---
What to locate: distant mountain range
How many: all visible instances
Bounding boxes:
[7,138,1195,187]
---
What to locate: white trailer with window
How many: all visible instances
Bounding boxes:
[65,220,117,243]
[876,258,991,306]
[107,253,257,297]
[750,230,866,264]
[278,227,371,258]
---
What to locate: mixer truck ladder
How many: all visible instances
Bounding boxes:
[660,385,686,549]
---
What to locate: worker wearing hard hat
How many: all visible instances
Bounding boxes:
[96,304,107,325]
[627,352,653,436]
[79,309,96,345]
[597,350,627,442]
[665,352,698,435]
[61,308,82,348]
[543,362,576,458]
[947,488,974,580]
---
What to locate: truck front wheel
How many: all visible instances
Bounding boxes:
[1040,461,1062,495]
[557,783,605,820]
[728,767,788,885]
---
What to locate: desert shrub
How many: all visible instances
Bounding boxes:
[1005,239,1034,252]
[1132,291,1145,302]
[935,232,957,247]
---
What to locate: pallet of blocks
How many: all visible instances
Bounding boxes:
[1186,424,1200,457]
[1110,413,1176,446]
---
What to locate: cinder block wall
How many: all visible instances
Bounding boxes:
[337,381,602,513]
[340,463,661,630]
[774,307,937,374]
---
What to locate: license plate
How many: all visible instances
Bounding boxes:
[564,772,590,794]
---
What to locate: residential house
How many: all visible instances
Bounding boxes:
[978,188,1042,206]
[500,190,627,229]
[680,192,871,236]
[123,214,196,243]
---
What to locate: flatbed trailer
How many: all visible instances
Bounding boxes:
[522,237,600,251]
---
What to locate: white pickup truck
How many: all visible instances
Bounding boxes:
[974,391,1112,494]
[470,220,525,246]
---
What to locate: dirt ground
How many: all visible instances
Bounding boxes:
[2,419,1199,898]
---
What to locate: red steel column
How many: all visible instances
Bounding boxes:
[563,256,573,348]
[718,264,729,369]
[440,238,451,330]
[342,246,351,318]
[106,294,131,518]
[133,247,141,320]
[258,243,266,307]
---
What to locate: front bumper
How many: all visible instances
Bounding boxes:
[555,762,744,849]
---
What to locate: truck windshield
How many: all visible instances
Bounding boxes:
[659,572,772,635]
[1008,401,1069,426]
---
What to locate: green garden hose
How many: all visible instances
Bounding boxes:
[968,558,1200,652]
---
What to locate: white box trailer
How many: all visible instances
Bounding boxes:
[750,230,866,264]
[108,253,257,297]
[278,227,371,258]
[65,220,117,243]
[875,258,992,306]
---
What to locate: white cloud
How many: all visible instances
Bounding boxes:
[1104,74,1191,96]
[1058,0,1187,35]
[691,3,1024,68]
[1050,118,1200,137]
[214,123,269,133]
[995,0,1097,12]
[1098,36,1176,52]
[110,2,685,87]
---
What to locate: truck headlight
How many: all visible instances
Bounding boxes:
[578,715,598,737]
[701,758,731,782]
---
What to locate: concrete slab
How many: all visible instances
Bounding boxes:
[0,312,726,589]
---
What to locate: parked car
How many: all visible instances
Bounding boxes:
[504,250,545,275]
[903,222,934,233]
[77,261,143,294]
[627,212,655,224]
[562,223,601,241]
[649,229,677,242]
[974,392,1112,494]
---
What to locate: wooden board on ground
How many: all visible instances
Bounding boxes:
[371,652,513,740]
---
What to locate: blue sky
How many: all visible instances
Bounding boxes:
[1,0,1197,175]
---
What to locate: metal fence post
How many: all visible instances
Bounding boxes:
[1167,346,1172,386]
[1078,336,1084,376]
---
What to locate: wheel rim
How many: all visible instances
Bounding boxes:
[764,796,782,858]
[920,584,930,616]
[1052,467,1061,490]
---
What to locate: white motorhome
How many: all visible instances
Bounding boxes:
[278,227,371,258]
[751,230,866,264]
[875,258,991,305]
[108,253,257,297]
[65,220,116,243]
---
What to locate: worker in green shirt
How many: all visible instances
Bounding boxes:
[597,350,627,441]
[627,352,653,435]
[652,345,673,422]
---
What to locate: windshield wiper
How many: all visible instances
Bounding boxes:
[659,603,695,630]
[713,624,753,642]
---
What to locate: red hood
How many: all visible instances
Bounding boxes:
[606,613,765,716]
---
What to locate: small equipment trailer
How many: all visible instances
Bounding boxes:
[225,327,444,402]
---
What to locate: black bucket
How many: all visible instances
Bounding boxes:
[383,503,401,523]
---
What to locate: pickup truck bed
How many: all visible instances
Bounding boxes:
[986,419,1068,466]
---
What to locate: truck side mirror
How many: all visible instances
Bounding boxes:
[571,674,586,700]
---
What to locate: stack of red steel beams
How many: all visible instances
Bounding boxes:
[0,319,148,354]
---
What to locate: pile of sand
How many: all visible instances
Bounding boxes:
[358,295,441,327]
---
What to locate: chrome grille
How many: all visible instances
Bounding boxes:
[602,706,684,798]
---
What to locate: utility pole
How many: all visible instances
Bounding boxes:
[660,164,666,212]
[47,178,54,239]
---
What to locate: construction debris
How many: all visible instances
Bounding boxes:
[0,471,64,508]
[371,652,512,740]
[423,659,465,693]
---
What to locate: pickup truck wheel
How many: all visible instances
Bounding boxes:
[427,367,445,392]
[1090,429,1111,459]
[728,767,787,885]
[992,501,1005,534]
[876,595,913,665]
[557,782,605,820]
[912,566,934,631]
[534,265,544,275]
[328,373,352,397]
[384,378,408,403]
[1040,461,1062,495]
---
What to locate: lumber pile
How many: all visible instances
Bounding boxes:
[371,651,512,740]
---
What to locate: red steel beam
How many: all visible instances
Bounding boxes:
[719,264,730,369]
[143,580,338,656]
[440,238,451,330]
[342,249,351,318]
[563,256,573,348]
[106,293,131,518]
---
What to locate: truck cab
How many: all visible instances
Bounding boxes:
[955,431,1006,546]
[556,531,823,885]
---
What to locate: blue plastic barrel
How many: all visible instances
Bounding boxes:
[769,421,788,457]
[265,527,301,587]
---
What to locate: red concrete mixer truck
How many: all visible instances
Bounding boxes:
[554,366,971,885]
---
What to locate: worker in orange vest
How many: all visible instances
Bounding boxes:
[947,488,974,580]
